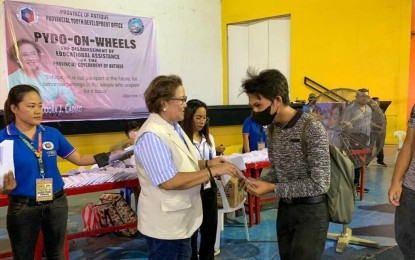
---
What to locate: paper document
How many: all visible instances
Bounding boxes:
[227,155,256,190]
[109,145,134,163]
[0,140,15,188]
[227,156,246,171]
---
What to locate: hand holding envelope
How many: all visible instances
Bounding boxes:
[226,155,257,191]
[225,156,277,196]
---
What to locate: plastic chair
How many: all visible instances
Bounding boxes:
[120,187,139,211]
[394,131,406,163]
[214,178,250,249]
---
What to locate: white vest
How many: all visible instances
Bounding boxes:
[134,113,202,239]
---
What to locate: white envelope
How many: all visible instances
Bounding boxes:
[109,145,134,163]
[228,155,246,171]
[0,140,15,188]
[227,155,256,190]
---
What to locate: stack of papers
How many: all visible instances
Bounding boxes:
[225,149,269,164]
[63,166,137,188]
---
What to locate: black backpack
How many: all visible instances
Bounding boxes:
[301,118,355,224]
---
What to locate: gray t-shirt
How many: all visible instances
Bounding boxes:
[260,111,330,199]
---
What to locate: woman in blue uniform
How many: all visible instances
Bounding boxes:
[0,84,109,260]
[242,114,267,153]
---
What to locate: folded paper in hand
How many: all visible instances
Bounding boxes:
[0,140,15,188]
[227,155,246,171]
[226,155,256,190]
[109,145,134,163]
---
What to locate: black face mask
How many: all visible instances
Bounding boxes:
[252,105,277,126]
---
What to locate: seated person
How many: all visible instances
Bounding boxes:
[110,121,142,202]
[110,121,142,152]
[110,121,141,167]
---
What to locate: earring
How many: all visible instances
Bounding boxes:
[162,108,166,112]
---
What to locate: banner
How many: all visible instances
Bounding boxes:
[5,1,158,121]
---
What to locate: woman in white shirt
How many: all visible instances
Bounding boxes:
[181,99,219,259]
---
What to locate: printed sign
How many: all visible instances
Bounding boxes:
[5,1,158,121]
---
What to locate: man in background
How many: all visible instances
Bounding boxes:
[371,97,387,167]
[303,93,322,120]
[342,88,372,191]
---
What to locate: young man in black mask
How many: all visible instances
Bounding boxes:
[241,68,331,260]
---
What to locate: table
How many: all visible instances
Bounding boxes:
[0,178,139,259]
[351,149,371,201]
[244,161,273,227]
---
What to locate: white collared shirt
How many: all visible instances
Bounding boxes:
[193,134,216,160]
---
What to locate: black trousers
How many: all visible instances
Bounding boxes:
[277,200,329,260]
[354,167,361,185]
[370,131,385,163]
[377,148,384,162]
[395,186,415,260]
[7,193,68,260]
[191,180,218,260]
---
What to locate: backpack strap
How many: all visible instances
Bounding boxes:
[300,118,314,158]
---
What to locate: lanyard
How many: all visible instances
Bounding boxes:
[259,125,264,142]
[256,124,265,143]
[194,140,213,160]
[195,142,206,160]
[19,132,45,178]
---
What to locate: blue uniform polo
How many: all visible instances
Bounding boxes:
[0,122,75,197]
[242,117,267,153]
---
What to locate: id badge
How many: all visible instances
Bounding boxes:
[257,142,265,151]
[36,178,53,202]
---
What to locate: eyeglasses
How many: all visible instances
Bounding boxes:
[195,116,210,123]
[171,96,187,103]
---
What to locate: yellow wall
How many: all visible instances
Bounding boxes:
[210,125,242,146]
[222,0,412,144]
[58,132,125,173]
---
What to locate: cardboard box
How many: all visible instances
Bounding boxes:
[217,177,245,208]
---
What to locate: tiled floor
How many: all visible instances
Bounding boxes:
[0,145,405,259]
